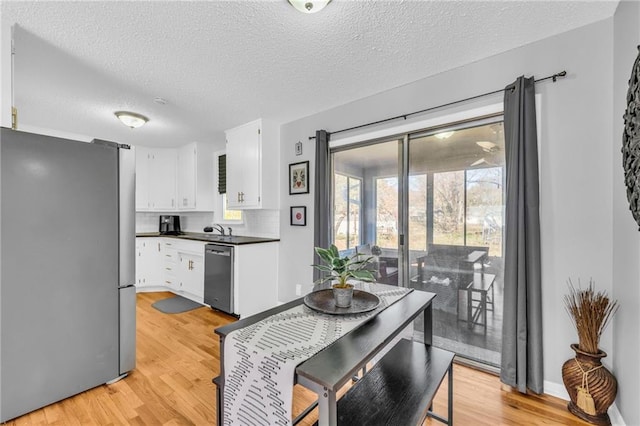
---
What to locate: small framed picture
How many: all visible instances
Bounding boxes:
[289,161,309,195]
[290,206,306,226]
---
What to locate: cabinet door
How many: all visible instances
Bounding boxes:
[135,240,146,285]
[135,146,150,210]
[149,149,177,210]
[177,143,196,209]
[178,253,204,298]
[136,238,162,287]
[225,126,244,209]
[226,120,261,209]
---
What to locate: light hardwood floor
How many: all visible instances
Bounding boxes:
[6,292,589,425]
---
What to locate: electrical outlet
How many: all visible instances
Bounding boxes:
[295,284,302,296]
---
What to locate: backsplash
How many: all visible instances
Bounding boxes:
[136,210,280,238]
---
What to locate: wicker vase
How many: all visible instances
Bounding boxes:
[562,344,617,425]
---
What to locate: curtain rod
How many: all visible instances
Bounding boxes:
[308,70,567,140]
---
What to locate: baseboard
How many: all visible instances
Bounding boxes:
[609,403,626,426]
[135,285,170,293]
[543,380,569,401]
[544,381,626,425]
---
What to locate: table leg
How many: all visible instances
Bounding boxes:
[317,388,337,426]
[467,290,473,330]
[217,336,225,425]
[423,303,433,346]
[448,363,454,425]
[482,291,487,334]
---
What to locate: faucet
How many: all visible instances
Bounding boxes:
[227,227,233,236]
[213,224,225,236]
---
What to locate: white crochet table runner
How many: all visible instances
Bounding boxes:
[222,283,413,426]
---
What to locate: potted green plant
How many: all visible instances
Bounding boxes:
[313,244,375,307]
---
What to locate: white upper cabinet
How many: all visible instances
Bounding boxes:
[136,142,214,212]
[136,147,177,210]
[225,119,279,210]
[135,146,150,211]
[149,148,177,210]
[177,143,197,209]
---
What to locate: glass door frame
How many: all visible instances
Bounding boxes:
[330,135,405,262]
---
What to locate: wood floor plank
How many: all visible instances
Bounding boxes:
[5,291,591,425]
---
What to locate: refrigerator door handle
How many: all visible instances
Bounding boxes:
[118,145,136,287]
[119,286,136,374]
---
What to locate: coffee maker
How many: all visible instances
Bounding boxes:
[159,215,182,235]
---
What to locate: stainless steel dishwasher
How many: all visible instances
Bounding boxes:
[204,244,234,315]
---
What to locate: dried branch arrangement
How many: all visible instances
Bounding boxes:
[564,279,619,354]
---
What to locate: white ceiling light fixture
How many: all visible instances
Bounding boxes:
[435,131,454,140]
[114,111,149,129]
[288,0,332,14]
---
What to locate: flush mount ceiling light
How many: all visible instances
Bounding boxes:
[288,0,332,14]
[114,111,149,129]
[435,131,455,140]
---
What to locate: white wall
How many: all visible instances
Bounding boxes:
[279,17,623,406]
[136,210,280,238]
[612,2,640,425]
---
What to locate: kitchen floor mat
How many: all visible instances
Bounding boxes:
[151,295,203,314]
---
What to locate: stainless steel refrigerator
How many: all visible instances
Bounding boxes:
[0,128,136,422]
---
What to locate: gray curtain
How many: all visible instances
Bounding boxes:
[313,130,330,282]
[500,76,543,394]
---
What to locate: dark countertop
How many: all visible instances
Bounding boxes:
[135,232,279,245]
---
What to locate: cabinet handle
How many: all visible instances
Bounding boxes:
[237,192,240,202]
[158,243,160,252]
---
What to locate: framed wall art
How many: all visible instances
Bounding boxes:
[624,47,640,230]
[290,206,306,226]
[289,161,309,195]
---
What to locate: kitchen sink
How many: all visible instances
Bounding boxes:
[204,235,233,241]
[200,234,234,242]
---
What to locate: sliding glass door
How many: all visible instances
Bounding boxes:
[407,118,505,367]
[330,116,505,368]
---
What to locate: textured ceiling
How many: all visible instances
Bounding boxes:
[1,1,619,147]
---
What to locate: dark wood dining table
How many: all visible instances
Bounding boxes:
[214,288,436,426]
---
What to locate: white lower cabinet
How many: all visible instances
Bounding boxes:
[161,239,178,290]
[135,237,206,303]
[177,252,204,300]
[233,242,279,317]
[135,237,279,313]
[135,238,162,288]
